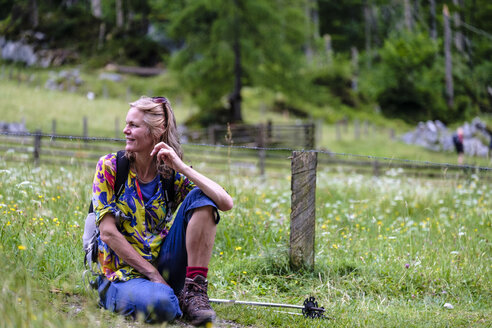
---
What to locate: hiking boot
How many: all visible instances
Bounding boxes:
[178,275,216,326]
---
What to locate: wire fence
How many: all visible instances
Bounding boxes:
[1,131,491,181]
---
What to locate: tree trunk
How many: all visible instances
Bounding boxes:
[429,0,437,40]
[116,0,124,29]
[30,0,38,28]
[404,0,413,30]
[91,0,103,49]
[91,0,102,18]
[304,3,313,64]
[230,0,242,123]
[351,47,359,91]
[304,0,319,65]
[324,34,332,65]
[443,5,454,108]
[364,0,372,68]
[452,0,464,53]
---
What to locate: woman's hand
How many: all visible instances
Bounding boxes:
[151,142,185,173]
[148,271,170,286]
[151,142,234,211]
[99,213,170,286]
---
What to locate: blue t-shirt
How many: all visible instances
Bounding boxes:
[139,175,159,203]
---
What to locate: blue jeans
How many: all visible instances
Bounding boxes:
[97,188,220,323]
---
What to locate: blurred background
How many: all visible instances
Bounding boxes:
[1,0,492,165]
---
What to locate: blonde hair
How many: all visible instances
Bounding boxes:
[127,96,182,177]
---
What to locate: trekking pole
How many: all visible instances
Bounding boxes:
[209,296,327,319]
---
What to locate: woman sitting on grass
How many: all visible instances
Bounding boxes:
[91,96,233,325]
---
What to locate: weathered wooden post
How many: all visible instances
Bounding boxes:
[51,119,56,136]
[354,119,360,139]
[304,123,315,149]
[208,125,217,145]
[83,116,88,144]
[126,86,132,102]
[373,160,380,176]
[389,128,395,140]
[33,129,42,166]
[266,120,273,142]
[115,117,120,139]
[257,124,266,176]
[336,121,341,141]
[290,151,317,271]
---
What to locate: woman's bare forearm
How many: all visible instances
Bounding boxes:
[180,164,234,211]
[99,214,167,284]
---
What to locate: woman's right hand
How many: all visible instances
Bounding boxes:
[100,213,170,286]
[148,271,170,286]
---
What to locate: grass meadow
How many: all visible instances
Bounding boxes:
[0,74,491,327]
[0,155,490,327]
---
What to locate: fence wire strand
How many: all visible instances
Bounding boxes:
[1,131,491,172]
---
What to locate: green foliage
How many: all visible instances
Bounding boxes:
[1,0,492,127]
[471,61,492,113]
[163,0,306,124]
[317,0,365,52]
[309,54,360,107]
[360,32,462,124]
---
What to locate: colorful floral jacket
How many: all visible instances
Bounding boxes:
[92,153,195,281]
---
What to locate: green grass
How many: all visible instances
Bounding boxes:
[0,160,490,327]
[0,67,491,327]
[2,76,491,170]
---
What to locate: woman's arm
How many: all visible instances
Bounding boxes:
[99,213,168,285]
[151,142,234,211]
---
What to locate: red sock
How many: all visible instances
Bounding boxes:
[186,266,208,279]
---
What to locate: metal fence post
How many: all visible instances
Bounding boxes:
[290,151,317,271]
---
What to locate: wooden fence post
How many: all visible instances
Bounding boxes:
[51,119,56,136]
[290,151,317,271]
[389,128,395,140]
[33,130,41,166]
[126,86,132,102]
[373,160,380,176]
[257,124,266,176]
[336,121,341,141]
[83,116,88,143]
[267,120,273,142]
[115,117,120,139]
[304,123,315,149]
[208,125,217,145]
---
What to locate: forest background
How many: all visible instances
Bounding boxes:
[1,0,492,130]
[1,1,491,327]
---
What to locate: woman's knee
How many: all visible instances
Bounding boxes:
[145,294,181,323]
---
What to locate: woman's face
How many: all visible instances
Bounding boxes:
[123,107,154,155]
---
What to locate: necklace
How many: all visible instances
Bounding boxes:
[136,173,157,184]
[132,163,157,184]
